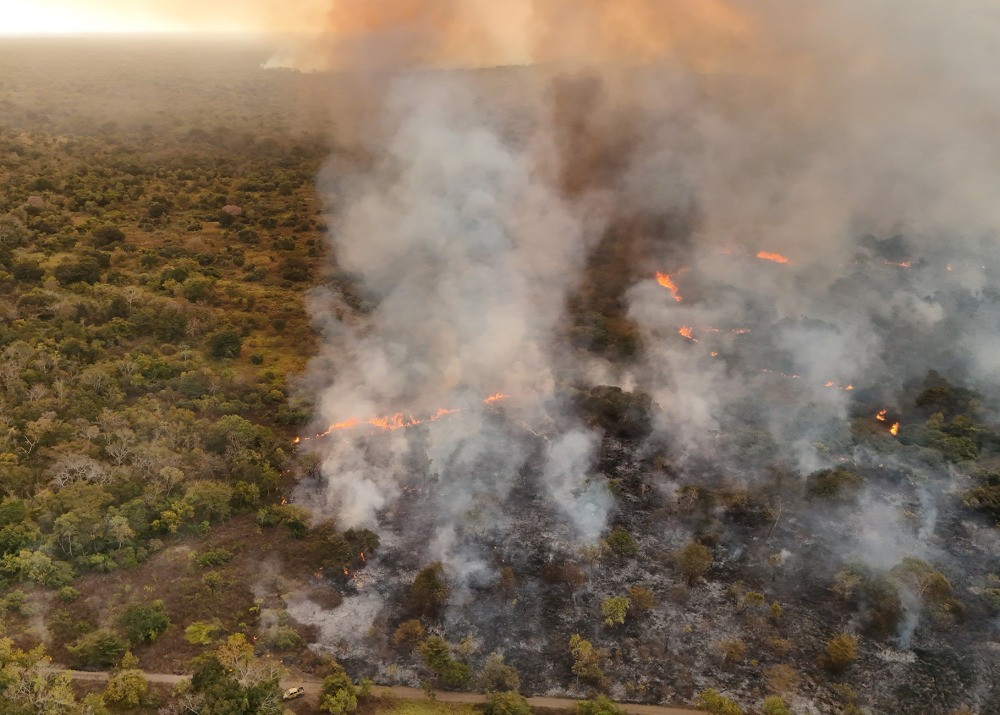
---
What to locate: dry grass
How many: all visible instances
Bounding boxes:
[50,515,337,673]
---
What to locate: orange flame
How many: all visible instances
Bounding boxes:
[756,251,790,264]
[876,409,887,422]
[883,260,912,268]
[823,381,854,391]
[678,326,698,342]
[890,422,900,436]
[280,496,288,506]
[656,270,686,302]
[359,552,366,562]
[343,567,349,576]
[296,394,510,443]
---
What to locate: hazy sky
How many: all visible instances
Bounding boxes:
[0,0,329,34]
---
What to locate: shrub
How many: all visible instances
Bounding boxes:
[805,468,864,501]
[54,256,103,285]
[320,667,358,715]
[207,328,242,358]
[68,628,128,667]
[698,689,742,715]
[105,652,147,707]
[487,691,532,715]
[92,224,126,248]
[418,636,470,688]
[195,547,233,567]
[719,638,746,664]
[675,542,713,585]
[120,600,170,644]
[605,529,638,558]
[264,625,303,650]
[577,696,626,715]
[393,619,425,649]
[824,632,859,671]
[478,652,520,693]
[601,596,629,626]
[627,586,656,614]
[568,634,604,685]
[184,620,224,645]
[11,259,44,282]
[762,696,793,715]
[411,562,450,617]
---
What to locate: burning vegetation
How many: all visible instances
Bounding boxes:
[277,1,1000,709]
[283,2,1000,711]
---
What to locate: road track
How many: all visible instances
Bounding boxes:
[55,669,704,714]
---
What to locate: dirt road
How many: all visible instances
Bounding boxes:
[55,670,704,715]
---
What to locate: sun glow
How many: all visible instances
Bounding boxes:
[0,1,187,34]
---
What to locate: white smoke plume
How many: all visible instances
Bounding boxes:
[292,0,1000,624]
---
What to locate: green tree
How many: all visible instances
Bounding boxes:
[568,634,603,685]
[418,636,470,688]
[487,691,533,715]
[577,695,626,715]
[393,619,425,649]
[824,632,859,672]
[675,542,713,585]
[601,596,630,626]
[605,529,638,558]
[54,256,103,285]
[91,224,126,248]
[626,586,656,614]
[67,628,128,668]
[11,259,44,282]
[320,665,358,715]
[207,328,243,358]
[120,600,170,644]
[0,637,103,713]
[105,651,148,708]
[698,689,742,715]
[762,696,794,715]
[478,652,520,693]
[411,562,451,618]
[191,633,284,715]
[184,480,234,522]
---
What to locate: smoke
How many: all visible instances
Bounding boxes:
[294,0,1000,634]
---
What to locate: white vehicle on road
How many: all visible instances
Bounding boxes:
[282,686,305,701]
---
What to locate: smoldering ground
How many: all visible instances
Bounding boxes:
[286,2,1000,711]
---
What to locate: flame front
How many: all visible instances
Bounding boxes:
[656,270,686,302]
[876,409,887,422]
[890,422,900,436]
[296,392,511,444]
[756,251,790,264]
[679,326,698,342]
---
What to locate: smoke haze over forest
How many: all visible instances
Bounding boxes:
[294,0,1000,557]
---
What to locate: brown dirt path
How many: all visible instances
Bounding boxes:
[54,670,704,714]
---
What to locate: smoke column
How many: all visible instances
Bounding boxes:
[293,0,1000,632]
